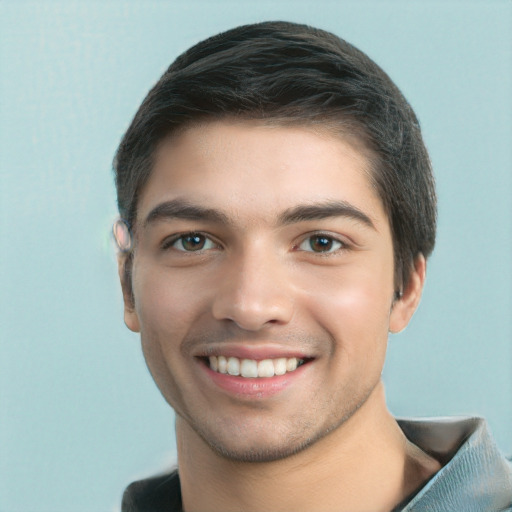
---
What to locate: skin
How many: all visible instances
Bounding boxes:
[120,119,441,511]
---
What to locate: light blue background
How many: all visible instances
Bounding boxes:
[1,1,511,511]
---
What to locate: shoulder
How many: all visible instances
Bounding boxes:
[121,469,182,512]
[397,417,512,511]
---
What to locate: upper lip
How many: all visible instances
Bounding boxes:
[193,344,314,361]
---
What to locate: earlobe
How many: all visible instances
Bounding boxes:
[117,254,141,333]
[389,254,426,334]
[124,308,141,333]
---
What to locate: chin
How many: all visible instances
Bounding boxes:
[203,434,320,463]
[188,414,343,464]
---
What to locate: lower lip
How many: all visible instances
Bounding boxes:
[199,360,310,398]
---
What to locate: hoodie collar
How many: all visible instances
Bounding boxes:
[397,417,512,511]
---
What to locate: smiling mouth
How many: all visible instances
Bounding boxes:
[205,356,307,378]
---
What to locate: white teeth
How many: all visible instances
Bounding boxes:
[240,359,258,378]
[258,359,275,378]
[274,358,287,376]
[209,356,218,372]
[218,356,227,374]
[286,357,298,372]
[207,356,304,377]
[227,357,240,376]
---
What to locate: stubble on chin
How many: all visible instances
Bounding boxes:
[178,379,379,464]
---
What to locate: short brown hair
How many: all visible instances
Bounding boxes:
[114,21,437,293]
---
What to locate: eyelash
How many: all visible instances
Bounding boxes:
[161,232,219,252]
[160,231,350,255]
[295,232,348,255]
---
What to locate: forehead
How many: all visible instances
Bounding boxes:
[137,119,385,229]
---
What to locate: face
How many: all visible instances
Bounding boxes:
[121,120,422,462]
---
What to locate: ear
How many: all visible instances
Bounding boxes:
[117,253,140,333]
[389,254,426,334]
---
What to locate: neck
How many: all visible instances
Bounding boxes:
[176,381,440,512]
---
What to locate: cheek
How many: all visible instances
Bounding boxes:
[131,265,204,409]
[326,288,390,344]
[132,264,208,352]
[301,264,393,357]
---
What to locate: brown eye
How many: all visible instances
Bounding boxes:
[298,234,344,253]
[310,235,333,252]
[171,233,216,252]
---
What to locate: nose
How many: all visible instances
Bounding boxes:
[211,247,295,331]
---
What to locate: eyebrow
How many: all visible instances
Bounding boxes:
[143,198,375,230]
[278,200,376,229]
[143,198,231,228]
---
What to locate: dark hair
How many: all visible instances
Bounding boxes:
[114,20,436,293]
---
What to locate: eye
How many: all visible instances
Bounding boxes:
[165,232,217,252]
[297,234,345,253]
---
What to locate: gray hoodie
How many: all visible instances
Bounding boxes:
[398,417,512,511]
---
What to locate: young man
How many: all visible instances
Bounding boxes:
[113,21,512,512]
